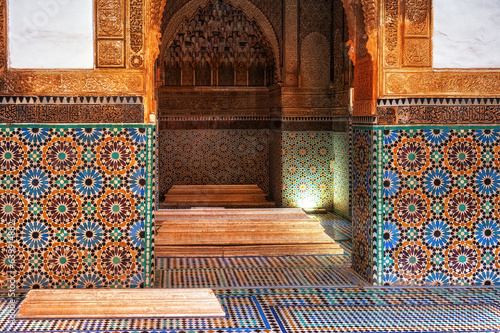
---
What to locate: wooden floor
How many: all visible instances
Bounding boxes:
[155,208,344,257]
[16,289,226,319]
[161,185,275,208]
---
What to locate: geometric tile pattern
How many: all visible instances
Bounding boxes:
[353,125,500,287]
[352,128,374,283]
[332,132,351,218]
[157,255,351,269]
[313,212,352,241]
[0,124,155,289]
[158,129,270,197]
[269,130,283,206]
[381,126,500,286]
[155,265,364,288]
[272,303,500,332]
[282,132,334,208]
[3,286,500,332]
[155,254,365,288]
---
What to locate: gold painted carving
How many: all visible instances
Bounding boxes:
[129,0,144,68]
[404,0,429,37]
[403,38,430,67]
[0,72,143,95]
[97,40,125,67]
[0,0,5,72]
[385,72,500,96]
[384,0,399,67]
[97,0,125,38]
[96,0,126,68]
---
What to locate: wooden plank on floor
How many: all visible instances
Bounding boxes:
[156,208,306,215]
[156,244,344,257]
[16,289,226,319]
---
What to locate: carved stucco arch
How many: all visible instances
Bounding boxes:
[158,0,282,81]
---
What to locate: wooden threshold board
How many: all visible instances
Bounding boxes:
[16,289,226,319]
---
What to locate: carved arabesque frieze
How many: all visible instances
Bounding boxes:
[385,72,500,96]
[0,72,144,95]
[158,87,270,117]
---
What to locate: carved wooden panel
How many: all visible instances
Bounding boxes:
[404,0,430,37]
[96,0,126,68]
[96,0,125,38]
[97,40,125,67]
[129,0,144,68]
[380,0,500,97]
[382,0,400,68]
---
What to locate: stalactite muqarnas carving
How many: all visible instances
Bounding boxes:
[161,0,276,86]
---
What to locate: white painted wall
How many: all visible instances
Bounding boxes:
[433,0,500,68]
[8,0,94,69]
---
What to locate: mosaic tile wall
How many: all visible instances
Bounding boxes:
[158,130,270,197]
[0,124,155,289]
[353,124,500,286]
[281,132,334,208]
[381,126,500,286]
[352,128,375,282]
[333,132,351,219]
[269,130,283,206]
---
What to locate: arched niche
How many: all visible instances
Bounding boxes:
[159,0,281,82]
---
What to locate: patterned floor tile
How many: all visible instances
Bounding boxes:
[156,255,351,270]
[2,287,500,333]
[156,265,363,288]
[310,213,352,242]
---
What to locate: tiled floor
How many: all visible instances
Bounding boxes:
[3,213,500,332]
[155,255,365,288]
[3,287,500,332]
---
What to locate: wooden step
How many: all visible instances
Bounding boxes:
[167,188,264,195]
[156,244,344,257]
[156,208,305,215]
[154,207,342,257]
[155,215,317,226]
[158,223,324,233]
[156,218,317,224]
[157,231,334,245]
[161,201,276,207]
[172,185,261,189]
[164,194,268,202]
[16,289,225,319]
[161,185,274,208]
